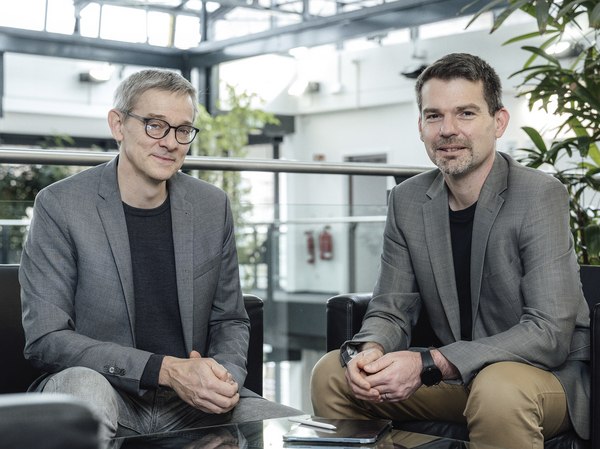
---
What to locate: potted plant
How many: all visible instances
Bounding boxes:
[464,0,600,264]
[192,84,279,287]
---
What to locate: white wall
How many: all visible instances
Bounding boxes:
[0,54,150,138]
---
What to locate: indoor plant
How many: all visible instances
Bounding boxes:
[465,0,600,264]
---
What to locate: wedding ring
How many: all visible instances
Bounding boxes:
[384,393,389,400]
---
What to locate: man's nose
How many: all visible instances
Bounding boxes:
[440,116,459,137]
[160,128,180,149]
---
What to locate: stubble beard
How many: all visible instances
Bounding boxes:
[431,139,474,176]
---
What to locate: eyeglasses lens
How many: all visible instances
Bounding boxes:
[145,119,197,144]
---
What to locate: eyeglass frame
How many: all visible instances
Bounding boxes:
[120,110,200,145]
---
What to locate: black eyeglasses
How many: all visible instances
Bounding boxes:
[121,110,199,144]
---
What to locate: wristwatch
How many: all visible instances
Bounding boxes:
[420,350,442,387]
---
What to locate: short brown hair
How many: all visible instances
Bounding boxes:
[415,53,503,116]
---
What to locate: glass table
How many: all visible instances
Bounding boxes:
[112,416,505,449]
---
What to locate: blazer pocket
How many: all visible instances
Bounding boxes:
[193,254,220,280]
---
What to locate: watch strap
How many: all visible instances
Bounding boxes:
[421,350,436,369]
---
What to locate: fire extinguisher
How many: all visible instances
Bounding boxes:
[305,231,315,264]
[319,226,333,260]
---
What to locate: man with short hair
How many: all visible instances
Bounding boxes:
[311,53,591,447]
[20,68,300,445]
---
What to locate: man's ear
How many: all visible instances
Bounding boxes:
[494,108,510,139]
[107,109,124,144]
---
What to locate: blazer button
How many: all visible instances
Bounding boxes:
[109,367,115,374]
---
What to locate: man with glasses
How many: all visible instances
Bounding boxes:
[20,69,300,446]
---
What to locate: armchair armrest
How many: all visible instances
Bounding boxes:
[243,294,263,396]
[326,293,372,352]
[325,293,441,353]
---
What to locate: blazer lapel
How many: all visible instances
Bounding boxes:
[168,175,195,355]
[423,172,462,341]
[470,153,508,328]
[96,156,136,338]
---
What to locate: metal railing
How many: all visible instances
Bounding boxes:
[0,148,431,176]
[0,147,432,289]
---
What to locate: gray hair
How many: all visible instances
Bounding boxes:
[113,69,199,121]
[415,53,503,116]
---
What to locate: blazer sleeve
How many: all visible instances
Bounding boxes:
[350,183,423,352]
[204,195,251,388]
[20,188,153,395]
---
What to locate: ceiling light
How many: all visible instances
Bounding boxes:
[546,41,583,58]
[79,65,114,83]
[289,47,309,59]
[546,42,571,55]
[288,79,320,96]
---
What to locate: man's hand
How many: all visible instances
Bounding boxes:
[362,351,422,402]
[159,350,239,414]
[345,344,460,403]
[345,343,385,402]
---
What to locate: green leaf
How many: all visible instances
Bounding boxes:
[556,1,586,22]
[521,126,547,152]
[461,0,507,29]
[590,2,600,27]
[504,31,556,45]
[518,33,560,67]
[585,225,600,258]
[521,45,561,66]
[490,0,533,33]
[535,0,550,33]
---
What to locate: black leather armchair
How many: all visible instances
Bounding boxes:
[0,263,264,396]
[0,393,100,449]
[327,265,600,449]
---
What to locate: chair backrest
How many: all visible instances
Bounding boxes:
[242,293,263,396]
[327,265,600,353]
[579,265,600,309]
[0,264,41,393]
[0,393,99,449]
[0,264,264,396]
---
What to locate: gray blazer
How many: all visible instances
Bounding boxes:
[352,152,591,439]
[20,156,252,397]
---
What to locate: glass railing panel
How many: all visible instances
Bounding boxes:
[239,202,388,411]
[0,200,33,264]
[0,153,404,415]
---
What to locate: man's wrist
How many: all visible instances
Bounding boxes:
[340,341,384,366]
[430,349,461,380]
[359,342,384,354]
[420,350,442,386]
[158,355,176,388]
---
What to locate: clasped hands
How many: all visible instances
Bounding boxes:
[345,343,424,403]
[160,350,239,414]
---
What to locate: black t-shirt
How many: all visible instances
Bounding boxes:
[449,202,477,341]
[123,195,187,388]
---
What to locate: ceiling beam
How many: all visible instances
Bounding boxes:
[0,26,186,70]
[0,0,497,70]
[187,0,497,67]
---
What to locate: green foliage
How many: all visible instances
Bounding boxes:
[191,84,279,233]
[0,135,78,263]
[0,135,77,219]
[464,0,600,264]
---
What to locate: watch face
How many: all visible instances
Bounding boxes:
[421,367,442,387]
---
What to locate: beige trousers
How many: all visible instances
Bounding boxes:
[311,350,571,449]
